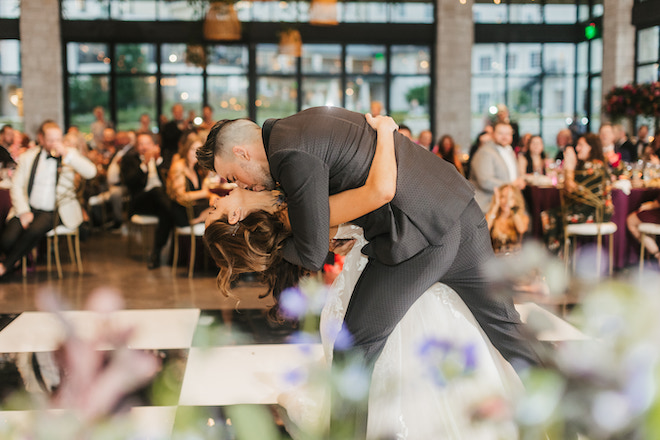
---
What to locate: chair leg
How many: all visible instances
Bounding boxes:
[74,231,83,274]
[47,236,52,273]
[572,237,578,272]
[66,235,75,265]
[53,234,63,279]
[596,233,602,278]
[188,234,196,278]
[640,232,647,275]
[609,233,613,276]
[22,256,27,278]
[564,234,571,275]
[172,230,179,276]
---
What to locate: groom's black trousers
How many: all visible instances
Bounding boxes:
[341,198,542,369]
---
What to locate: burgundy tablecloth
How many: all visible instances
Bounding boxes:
[611,187,660,268]
[526,185,660,270]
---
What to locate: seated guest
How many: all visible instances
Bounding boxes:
[416,129,433,150]
[555,128,573,162]
[627,197,660,265]
[469,122,526,213]
[541,133,613,254]
[120,133,172,269]
[486,184,529,255]
[88,131,134,229]
[0,121,96,278]
[397,124,413,141]
[166,133,214,226]
[517,135,547,182]
[435,134,464,176]
[614,124,637,163]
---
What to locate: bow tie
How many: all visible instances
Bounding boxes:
[44,150,60,160]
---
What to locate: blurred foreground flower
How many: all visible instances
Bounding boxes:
[40,289,161,423]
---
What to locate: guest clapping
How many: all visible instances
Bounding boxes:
[517,135,547,183]
[167,133,214,226]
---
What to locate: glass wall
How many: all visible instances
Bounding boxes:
[635,25,660,133]
[471,0,603,153]
[60,0,432,24]
[65,41,431,133]
[0,40,21,129]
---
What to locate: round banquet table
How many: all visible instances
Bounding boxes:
[526,185,660,270]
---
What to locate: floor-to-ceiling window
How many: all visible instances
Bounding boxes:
[635,25,659,132]
[0,0,21,129]
[60,0,434,135]
[471,0,603,154]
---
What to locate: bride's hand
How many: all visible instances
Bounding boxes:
[329,238,356,256]
[366,113,398,133]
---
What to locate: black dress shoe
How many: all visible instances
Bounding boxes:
[147,254,161,270]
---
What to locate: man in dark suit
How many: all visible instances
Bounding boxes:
[197,106,542,372]
[120,132,172,269]
[614,123,637,163]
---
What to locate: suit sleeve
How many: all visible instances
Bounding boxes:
[471,148,509,192]
[120,153,148,194]
[9,151,33,217]
[63,147,97,179]
[271,149,331,271]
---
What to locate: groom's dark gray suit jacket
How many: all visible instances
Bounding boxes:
[262,106,475,270]
[263,106,540,368]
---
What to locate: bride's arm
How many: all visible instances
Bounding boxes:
[327,113,398,227]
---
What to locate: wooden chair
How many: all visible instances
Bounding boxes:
[560,167,617,277]
[638,222,660,274]
[172,206,206,278]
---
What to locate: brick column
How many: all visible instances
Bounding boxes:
[601,0,635,124]
[435,0,473,153]
[19,0,64,137]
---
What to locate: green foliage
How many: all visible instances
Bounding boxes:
[405,84,429,107]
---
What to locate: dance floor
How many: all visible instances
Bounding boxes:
[0,230,585,438]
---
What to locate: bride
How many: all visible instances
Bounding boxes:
[203,115,523,438]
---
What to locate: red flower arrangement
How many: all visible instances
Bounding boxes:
[603,81,660,121]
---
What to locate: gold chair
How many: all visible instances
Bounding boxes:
[172,206,206,278]
[46,224,83,278]
[128,214,159,261]
[638,222,660,274]
[560,167,617,277]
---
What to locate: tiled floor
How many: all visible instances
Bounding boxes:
[0,230,584,438]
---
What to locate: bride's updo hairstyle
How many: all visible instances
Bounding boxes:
[204,210,310,321]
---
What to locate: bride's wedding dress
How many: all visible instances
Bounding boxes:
[279,224,522,439]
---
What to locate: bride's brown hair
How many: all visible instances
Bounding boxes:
[204,211,311,321]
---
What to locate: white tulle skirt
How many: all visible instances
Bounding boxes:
[280,224,522,439]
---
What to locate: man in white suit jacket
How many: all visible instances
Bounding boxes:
[468,122,525,213]
[0,120,96,277]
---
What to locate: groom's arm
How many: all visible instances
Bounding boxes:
[271,149,331,271]
[272,119,398,271]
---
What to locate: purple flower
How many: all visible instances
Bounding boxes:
[279,287,308,320]
[283,367,306,386]
[333,325,354,351]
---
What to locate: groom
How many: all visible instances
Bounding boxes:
[197,106,542,369]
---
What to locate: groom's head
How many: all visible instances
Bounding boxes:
[197,118,275,191]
